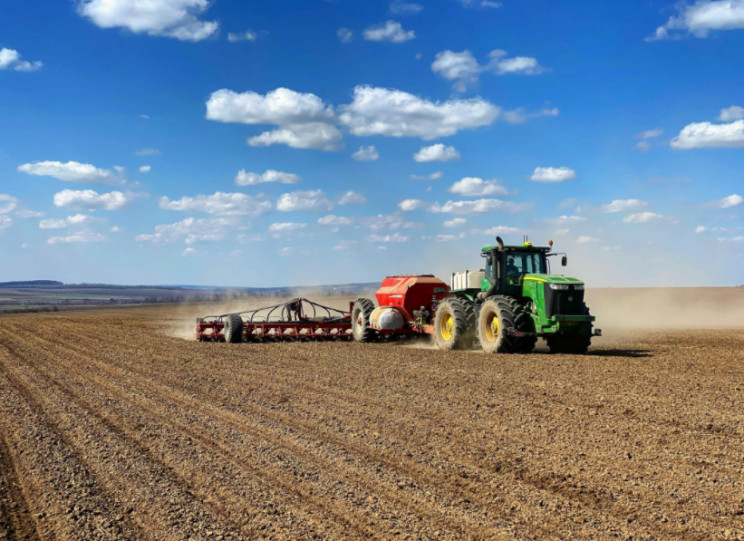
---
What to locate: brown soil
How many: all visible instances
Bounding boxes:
[0,304,743,540]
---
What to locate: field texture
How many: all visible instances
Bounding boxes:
[0,303,743,540]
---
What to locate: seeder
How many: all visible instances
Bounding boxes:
[196,297,353,342]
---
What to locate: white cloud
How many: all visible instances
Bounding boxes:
[601,199,648,213]
[338,191,367,205]
[0,194,18,215]
[47,230,106,245]
[623,212,663,224]
[54,189,132,210]
[718,235,744,242]
[398,199,425,211]
[449,177,508,197]
[160,192,271,216]
[501,107,559,124]
[247,122,344,151]
[549,215,587,225]
[481,225,519,235]
[671,119,744,149]
[18,160,124,184]
[234,169,301,186]
[410,171,443,180]
[110,225,122,233]
[40,214,101,229]
[719,105,744,121]
[15,209,44,218]
[318,215,352,226]
[269,222,306,233]
[443,217,467,228]
[457,0,502,7]
[577,235,599,243]
[707,193,743,208]
[77,0,218,41]
[136,217,236,244]
[333,240,357,251]
[432,49,543,90]
[367,232,410,243]
[0,216,12,230]
[352,145,379,161]
[277,190,333,212]
[638,128,663,139]
[430,199,529,214]
[633,141,652,152]
[0,48,42,72]
[134,148,160,156]
[362,213,421,231]
[649,0,744,40]
[227,30,257,42]
[390,2,423,14]
[182,247,199,256]
[339,85,499,139]
[530,166,577,183]
[413,143,460,162]
[138,165,151,173]
[337,28,353,43]
[363,20,415,43]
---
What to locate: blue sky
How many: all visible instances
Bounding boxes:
[1,0,742,287]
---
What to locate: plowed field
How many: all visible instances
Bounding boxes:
[1,306,743,540]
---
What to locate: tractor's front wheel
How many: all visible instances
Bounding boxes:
[547,303,593,354]
[351,298,376,342]
[477,296,520,354]
[223,313,244,343]
[433,298,475,350]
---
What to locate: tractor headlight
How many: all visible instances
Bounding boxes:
[573,284,585,290]
[549,284,570,290]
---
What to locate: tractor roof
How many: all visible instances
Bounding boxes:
[481,242,551,254]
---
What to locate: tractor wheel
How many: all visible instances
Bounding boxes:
[477,296,520,354]
[433,298,475,350]
[351,298,376,342]
[223,313,244,343]
[547,303,592,354]
[507,298,537,353]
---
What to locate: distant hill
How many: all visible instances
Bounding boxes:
[0,280,63,288]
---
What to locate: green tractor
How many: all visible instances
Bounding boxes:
[436,236,600,354]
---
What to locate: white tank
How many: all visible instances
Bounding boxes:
[370,306,405,330]
[451,270,485,290]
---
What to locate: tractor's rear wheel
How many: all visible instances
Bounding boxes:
[223,313,244,343]
[547,303,592,354]
[477,296,521,354]
[433,297,475,350]
[351,298,376,342]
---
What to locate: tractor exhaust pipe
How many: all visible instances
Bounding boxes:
[496,236,504,250]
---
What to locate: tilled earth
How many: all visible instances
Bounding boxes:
[0,309,743,540]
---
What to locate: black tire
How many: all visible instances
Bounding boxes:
[547,303,592,354]
[223,313,244,343]
[351,298,376,342]
[477,296,520,354]
[433,297,475,350]
[507,297,537,353]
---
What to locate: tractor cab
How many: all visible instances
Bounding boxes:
[481,239,556,295]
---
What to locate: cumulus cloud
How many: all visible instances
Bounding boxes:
[648,0,744,40]
[410,171,443,180]
[601,199,648,213]
[47,230,106,245]
[429,199,529,214]
[577,235,599,243]
[0,194,19,215]
[160,192,271,216]
[318,215,353,226]
[706,193,743,208]
[390,2,423,14]
[0,48,42,71]
[449,177,508,197]
[719,105,744,121]
[333,240,357,251]
[139,165,151,173]
[352,145,379,161]
[77,0,218,41]
[136,217,236,244]
[443,217,467,228]
[339,85,499,139]
[362,213,421,231]
[671,119,744,148]
[432,49,543,90]
[0,216,12,230]
[54,189,132,210]
[269,222,306,233]
[398,199,425,211]
[40,214,102,229]
[530,166,577,183]
[18,160,125,184]
[633,128,663,151]
[338,191,367,205]
[337,28,353,42]
[247,122,343,151]
[623,212,663,223]
[363,20,415,42]
[234,169,301,186]
[227,30,257,42]
[480,225,519,235]
[414,143,460,162]
[367,232,410,243]
[277,190,334,212]
[501,107,559,125]
[549,215,587,225]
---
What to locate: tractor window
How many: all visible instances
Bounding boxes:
[506,252,546,280]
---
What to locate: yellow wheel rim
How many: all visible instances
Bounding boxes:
[484,311,499,342]
[440,313,454,341]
